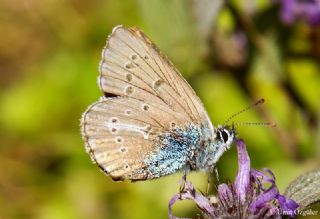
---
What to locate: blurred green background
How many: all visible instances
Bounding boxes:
[1,0,319,218]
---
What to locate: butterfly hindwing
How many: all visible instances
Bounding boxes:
[81,97,195,180]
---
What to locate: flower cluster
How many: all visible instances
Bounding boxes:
[276,0,320,25]
[168,139,299,219]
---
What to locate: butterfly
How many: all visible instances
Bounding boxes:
[80,25,235,181]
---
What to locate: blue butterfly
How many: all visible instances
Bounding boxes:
[81,25,235,181]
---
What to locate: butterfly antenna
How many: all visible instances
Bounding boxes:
[223,98,265,126]
[233,122,276,127]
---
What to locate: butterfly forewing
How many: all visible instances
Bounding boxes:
[81,25,214,181]
[99,26,211,122]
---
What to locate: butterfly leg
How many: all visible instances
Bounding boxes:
[206,169,213,195]
[213,166,220,185]
[179,170,187,198]
[206,166,220,195]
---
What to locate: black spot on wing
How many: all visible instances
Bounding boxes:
[111,175,125,181]
[103,92,119,98]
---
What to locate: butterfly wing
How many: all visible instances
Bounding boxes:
[82,97,194,181]
[98,25,212,125]
[81,25,213,181]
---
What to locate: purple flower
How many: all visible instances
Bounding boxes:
[168,139,299,219]
[276,0,320,25]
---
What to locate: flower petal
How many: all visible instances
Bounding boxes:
[250,185,279,213]
[218,183,233,202]
[218,183,235,209]
[168,182,216,219]
[168,194,183,219]
[251,168,276,191]
[276,194,299,218]
[234,139,251,203]
[248,203,281,219]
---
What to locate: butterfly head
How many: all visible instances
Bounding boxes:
[194,124,236,171]
[215,124,236,150]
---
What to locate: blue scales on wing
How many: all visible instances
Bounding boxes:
[139,125,202,178]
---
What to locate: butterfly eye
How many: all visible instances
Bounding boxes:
[221,130,229,143]
[218,129,229,143]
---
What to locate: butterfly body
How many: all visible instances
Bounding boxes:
[81,25,235,181]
